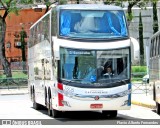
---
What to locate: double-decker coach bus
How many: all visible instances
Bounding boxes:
[149,31,160,114]
[28,4,132,118]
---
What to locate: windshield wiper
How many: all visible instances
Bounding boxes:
[62,79,82,85]
[121,79,130,85]
[62,79,73,85]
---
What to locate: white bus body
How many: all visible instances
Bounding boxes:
[149,30,160,114]
[28,4,132,118]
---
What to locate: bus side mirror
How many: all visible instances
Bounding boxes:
[52,37,60,60]
[130,37,140,64]
[54,48,60,60]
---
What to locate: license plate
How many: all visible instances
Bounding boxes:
[90,104,103,109]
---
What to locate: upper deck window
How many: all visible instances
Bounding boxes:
[59,10,128,39]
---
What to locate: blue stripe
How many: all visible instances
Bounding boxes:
[128,83,131,106]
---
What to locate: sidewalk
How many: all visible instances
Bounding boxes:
[131,94,156,109]
[0,87,29,95]
[131,83,156,109]
[0,86,156,109]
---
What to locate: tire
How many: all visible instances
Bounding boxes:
[156,102,160,115]
[52,109,62,118]
[45,88,47,106]
[153,84,156,101]
[48,97,62,118]
[33,90,41,110]
[102,110,117,118]
[30,87,33,101]
[33,101,41,110]
[48,98,52,116]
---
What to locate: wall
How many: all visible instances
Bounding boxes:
[128,6,160,65]
[1,8,46,63]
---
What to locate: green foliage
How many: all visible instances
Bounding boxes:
[20,28,27,62]
[45,1,51,6]
[126,12,133,21]
[0,71,27,78]
[131,66,147,82]
[0,72,3,78]
[18,0,33,4]
[8,6,19,15]
[104,0,150,22]
[34,67,39,75]
[0,0,35,17]
[139,11,144,65]
[12,71,27,78]
[59,0,67,5]
[132,66,147,73]
[153,1,159,34]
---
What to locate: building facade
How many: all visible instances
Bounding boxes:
[0,8,46,69]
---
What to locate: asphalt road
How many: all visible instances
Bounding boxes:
[0,94,160,125]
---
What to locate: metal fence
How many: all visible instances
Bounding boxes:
[0,71,149,93]
[0,62,27,70]
[131,72,149,95]
[0,70,28,89]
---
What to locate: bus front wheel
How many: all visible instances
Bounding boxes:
[52,109,62,118]
[48,98,52,116]
[48,97,62,118]
[156,102,160,114]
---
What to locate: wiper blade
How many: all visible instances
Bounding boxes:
[62,79,82,85]
[121,79,130,84]
[62,79,73,85]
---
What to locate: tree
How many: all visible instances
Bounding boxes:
[20,26,27,73]
[0,0,62,78]
[20,27,27,62]
[104,0,151,66]
[0,0,22,78]
[153,1,159,34]
[139,11,144,65]
[104,0,149,22]
[77,0,79,4]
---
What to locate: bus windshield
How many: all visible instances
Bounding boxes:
[59,10,128,39]
[60,48,130,87]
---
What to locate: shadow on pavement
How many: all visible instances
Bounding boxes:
[31,106,141,122]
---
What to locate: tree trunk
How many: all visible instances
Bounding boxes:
[0,17,12,78]
[127,4,133,25]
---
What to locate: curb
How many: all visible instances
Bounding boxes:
[131,100,156,109]
[0,88,28,96]
[0,92,28,96]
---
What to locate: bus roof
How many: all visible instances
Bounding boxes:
[30,4,123,30]
[56,4,123,11]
